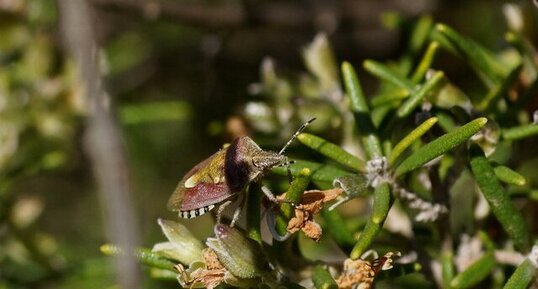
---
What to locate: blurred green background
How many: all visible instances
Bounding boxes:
[0,0,537,288]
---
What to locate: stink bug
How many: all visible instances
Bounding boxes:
[167,118,316,225]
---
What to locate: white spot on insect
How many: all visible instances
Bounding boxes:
[184,175,197,188]
[178,205,216,219]
[213,176,224,184]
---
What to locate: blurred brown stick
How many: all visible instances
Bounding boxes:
[57,0,142,288]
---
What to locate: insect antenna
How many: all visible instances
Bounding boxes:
[279,118,315,182]
[278,117,316,155]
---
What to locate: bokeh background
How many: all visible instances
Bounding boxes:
[0,0,537,288]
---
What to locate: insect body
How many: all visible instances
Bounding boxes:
[167,118,315,222]
[167,137,285,219]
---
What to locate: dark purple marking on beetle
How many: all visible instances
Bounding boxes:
[224,138,251,192]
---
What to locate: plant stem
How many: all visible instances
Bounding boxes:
[350,182,391,259]
[247,183,263,243]
[275,168,312,236]
[342,62,383,159]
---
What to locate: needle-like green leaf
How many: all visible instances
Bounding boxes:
[275,168,312,236]
[502,258,537,289]
[435,111,457,133]
[470,145,531,252]
[272,160,352,183]
[389,117,438,165]
[297,133,365,172]
[100,244,176,272]
[442,251,455,289]
[363,59,414,90]
[450,252,495,289]
[281,168,312,216]
[342,62,383,158]
[397,71,444,117]
[312,265,338,289]
[502,123,538,140]
[321,208,356,247]
[505,31,538,74]
[435,23,508,86]
[395,117,488,176]
[350,182,391,259]
[408,15,434,56]
[494,165,527,187]
[371,89,409,107]
[477,62,523,112]
[411,41,440,83]
[342,61,368,112]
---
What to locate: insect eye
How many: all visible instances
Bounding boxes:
[252,159,262,168]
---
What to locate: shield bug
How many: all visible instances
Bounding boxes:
[167,118,316,225]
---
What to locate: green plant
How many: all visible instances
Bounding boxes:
[103,9,538,289]
[0,2,83,285]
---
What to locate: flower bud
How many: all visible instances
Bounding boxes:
[152,218,203,265]
[302,33,339,93]
[206,224,268,279]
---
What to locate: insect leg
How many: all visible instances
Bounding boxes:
[230,193,245,227]
[261,185,279,203]
[262,185,297,208]
[216,200,233,224]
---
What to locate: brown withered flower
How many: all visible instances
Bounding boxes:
[174,248,227,289]
[157,220,267,289]
[336,252,400,289]
[278,188,343,242]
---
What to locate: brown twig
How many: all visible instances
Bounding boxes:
[57,0,142,288]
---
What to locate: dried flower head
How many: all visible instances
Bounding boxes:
[175,248,227,289]
[336,252,400,289]
[155,221,267,289]
[279,188,343,242]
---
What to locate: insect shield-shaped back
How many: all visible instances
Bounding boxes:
[167,136,285,219]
